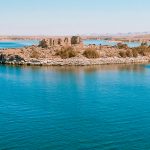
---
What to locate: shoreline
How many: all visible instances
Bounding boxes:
[1,56,149,66]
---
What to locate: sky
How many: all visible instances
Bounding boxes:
[0,0,150,35]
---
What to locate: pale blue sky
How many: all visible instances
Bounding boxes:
[0,0,150,35]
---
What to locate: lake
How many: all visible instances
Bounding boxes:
[83,39,144,47]
[0,40,39,49]
[1,64,150,149]
[0,40,146,49]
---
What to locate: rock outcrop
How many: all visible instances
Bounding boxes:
[0,54,24,64]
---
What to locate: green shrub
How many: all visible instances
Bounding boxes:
[83,48,100,58]
[56,47,77,59]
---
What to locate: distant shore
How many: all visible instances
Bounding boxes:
[0,33,150,43]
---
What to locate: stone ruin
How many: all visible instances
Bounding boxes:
[39,36,82,48]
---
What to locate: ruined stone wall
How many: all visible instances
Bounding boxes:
[71,36,82,45]
[39,36,82,48]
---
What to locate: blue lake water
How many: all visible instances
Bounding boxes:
[83,40,146,47]
[1,64,150,149]
[0,40,39,49]
[0,40,144,49]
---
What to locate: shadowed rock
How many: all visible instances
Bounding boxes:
[0,54,24,63]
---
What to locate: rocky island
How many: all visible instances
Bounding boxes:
[0,36,150,66]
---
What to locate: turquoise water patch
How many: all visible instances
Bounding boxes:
[84,39,117,46]
[84,40,149,47]
[0,40,39,49]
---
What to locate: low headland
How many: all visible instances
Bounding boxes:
[0,36,150,66]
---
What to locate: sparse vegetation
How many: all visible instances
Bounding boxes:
[119,47,150,58]
[56,46,77,59]
[83,48,100,58]
[132,49,138,57]
[119,51,127,58]
[126,49,133,57]
[117,43,128,49]
[131,46,150,57]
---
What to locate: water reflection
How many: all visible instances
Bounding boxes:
[3,63,146,73]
